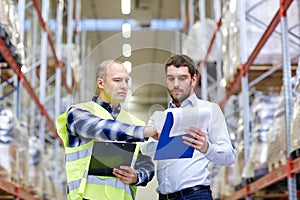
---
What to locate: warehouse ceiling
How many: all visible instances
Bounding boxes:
[80,0,182,58]
[79,0,184,120]
[76,1,300,120]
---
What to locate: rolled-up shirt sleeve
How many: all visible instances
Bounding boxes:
[133,151,155,186]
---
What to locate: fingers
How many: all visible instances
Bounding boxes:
[153,127,161,140]
[113,166,138,185]
[183,127,208,153]
[144,127,161,140]
[185,127,205,138]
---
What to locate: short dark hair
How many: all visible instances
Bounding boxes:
[164,54,198,77]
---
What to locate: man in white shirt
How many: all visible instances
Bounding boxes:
[140,54,235,200]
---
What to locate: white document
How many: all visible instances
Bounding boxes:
[152,107,210,137]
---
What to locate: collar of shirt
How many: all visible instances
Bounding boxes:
[168,93,198,108]
[92,96,121,119]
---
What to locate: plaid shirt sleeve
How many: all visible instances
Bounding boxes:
[66,107,146,147]
[133,151,155,186]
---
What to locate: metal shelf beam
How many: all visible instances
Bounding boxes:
[32,0,72,94]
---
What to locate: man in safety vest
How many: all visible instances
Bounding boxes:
[56,60,160,200]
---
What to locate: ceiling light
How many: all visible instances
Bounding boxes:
[123,61,132,73]
[21,65,28,73]
[232,56,237,63]
[230,0,237,14]
[222,28,228,37]
[220,78,227,88]
[121,0,131,15]
[222,44,227,52]
[122,23,131,38]
[122,43,131,57]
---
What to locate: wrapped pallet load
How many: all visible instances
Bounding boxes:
[290,68,300,159]
[234,119,245,189]
[0,108,14,179]
[16,121,29,189]
[28,135,43,197]
[268,93,287,171]
[0,0,25,66]
[268,77,298,171]
[0,107,29,187]
[43,147,57,199]
[245,91,278,180]
[0,0,9,41]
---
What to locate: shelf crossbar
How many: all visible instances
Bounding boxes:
[32,0,72,94]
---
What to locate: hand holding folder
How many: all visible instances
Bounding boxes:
[154,112,194,160]
[153,107,210,160]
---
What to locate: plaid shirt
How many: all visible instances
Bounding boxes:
[67,96,146,147]
[66,96,154,186]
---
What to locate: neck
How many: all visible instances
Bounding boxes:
[172,101,181,107]
[111,103,120,109]
[97,96,120,109]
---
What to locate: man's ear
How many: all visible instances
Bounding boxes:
[97,78,104,89]
[191,74,197,87]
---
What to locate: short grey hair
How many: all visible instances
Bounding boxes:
[96,60,113,80]
[94,59,123,95]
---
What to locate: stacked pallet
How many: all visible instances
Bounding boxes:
[0,108,29,191]
[268,76,300,172]
[290,72,300,160]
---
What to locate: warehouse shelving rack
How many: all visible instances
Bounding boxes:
[0,37,57,136]
[187,0,300,199]
[0,177,39,200]
[183,0,224,102]
[0,0,82,199]
[223,157,300,199]
[220,0,298,199]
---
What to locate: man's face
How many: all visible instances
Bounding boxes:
[98,62,129,104]
[166,65,196,105]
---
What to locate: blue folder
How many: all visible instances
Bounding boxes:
[154,112,194,160]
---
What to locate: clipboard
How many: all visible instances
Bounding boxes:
[154,112,194,160]
[88,141,137,177]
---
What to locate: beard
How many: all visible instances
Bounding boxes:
[168,88,191,104]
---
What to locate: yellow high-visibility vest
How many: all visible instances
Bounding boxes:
[56,101,145,200]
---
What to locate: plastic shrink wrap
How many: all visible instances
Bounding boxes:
[244,92,278,179]
[28,135,43,196]
[0,108,29,188]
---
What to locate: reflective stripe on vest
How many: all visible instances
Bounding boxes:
[87,175,134,197]
[67,174,134,197]
[68,179,81,192]
[56,101,145,200]
[65,146,92,162]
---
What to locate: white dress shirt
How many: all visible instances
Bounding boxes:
[140,93,235,194]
